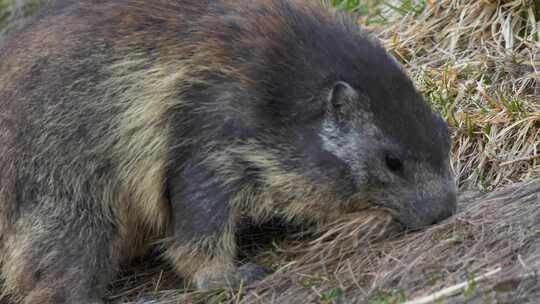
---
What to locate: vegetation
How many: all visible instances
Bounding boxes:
[1,1,538,303]
[0,0,44,45]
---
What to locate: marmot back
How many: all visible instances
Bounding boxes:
[0,1,456,303]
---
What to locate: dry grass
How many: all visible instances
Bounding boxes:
[239,179,540,304]
[108,179,540,304]
[1,0,539,303]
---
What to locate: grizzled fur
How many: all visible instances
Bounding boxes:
[0,0,456,303]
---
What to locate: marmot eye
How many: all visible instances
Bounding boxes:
[385,154,403,173]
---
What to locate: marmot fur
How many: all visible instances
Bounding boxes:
[0,0,456,302]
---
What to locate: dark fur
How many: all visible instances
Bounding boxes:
[0,0,456,302]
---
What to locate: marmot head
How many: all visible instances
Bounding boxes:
[315,80,456,229]
[250,75,456,229]
[198,0,456,229]
[220,1,456,229]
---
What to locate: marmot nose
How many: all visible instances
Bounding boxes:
[433,190,457,223]
[401,189,458,230]
[428,190,457,225]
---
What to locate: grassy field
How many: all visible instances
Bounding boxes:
[1,0,539,303]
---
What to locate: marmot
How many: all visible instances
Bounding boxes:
[0,0,457,303]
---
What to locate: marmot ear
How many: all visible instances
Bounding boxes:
[329,81,358,110]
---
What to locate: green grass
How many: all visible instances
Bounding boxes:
[328,0,386,24]
[0,0,14,27]
[329,0,427,24]
[320,287,344,303]
[368,289,407,304]
[384,0,426,16]
[0,0,45,33]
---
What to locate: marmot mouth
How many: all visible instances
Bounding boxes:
[358,205,407,234]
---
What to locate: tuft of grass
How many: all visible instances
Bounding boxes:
[0,0,15,26]
[319,287,344,303]
[325,0,428,24]
[384,0,426,16]
[323,0,388,24]
[369,289,408,304]
[0,0,47,46]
